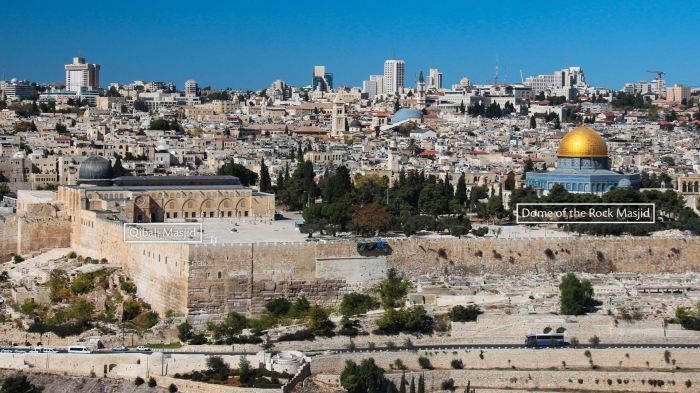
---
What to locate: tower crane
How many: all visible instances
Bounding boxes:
[646,70,665,81]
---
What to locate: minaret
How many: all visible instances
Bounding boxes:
[331,93,347,136]
[416,71,426,109]
[387,140,400,172]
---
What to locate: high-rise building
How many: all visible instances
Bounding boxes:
[362,80,378,99]
[651,78,666,96]
[185,80,199,97]
[370,75,385,96]
[2,79,35,101]
[524,66,587,94]
[428,68,443,89]
[383,59,405,95]
[622,81,653,95]
[312,65,333,92]
[65,57,100,92]
[666,84,689,103]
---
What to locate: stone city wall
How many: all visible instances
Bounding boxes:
[72,215,191,316]
[383,369,699,393]
[0,215,18,261]
[309,348,700,374]
[10,212,700,323]
[15,216,71,256]
[186,242,350,325]
[0,352,268,393]
[451,314,700,344]
[316,237,700,276]
[312,348,700,392]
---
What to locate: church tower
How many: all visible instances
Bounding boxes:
[331,93,347,136]
[416,71,426,109]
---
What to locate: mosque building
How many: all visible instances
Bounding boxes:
[54,155,275,223]
[526,126,640,195]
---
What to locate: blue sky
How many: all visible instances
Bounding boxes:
[2,1,698,90]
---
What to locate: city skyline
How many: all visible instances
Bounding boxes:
[2,1,699,89]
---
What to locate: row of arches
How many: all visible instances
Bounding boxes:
[679,180,700,194]
[162,198,250,220]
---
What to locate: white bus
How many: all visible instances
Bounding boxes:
[67,345,92,354]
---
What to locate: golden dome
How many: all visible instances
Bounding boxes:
[557,126,608,158]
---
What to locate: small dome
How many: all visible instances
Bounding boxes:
[349,119,362,128]
[156,144,169,152]
[617,178,632,188]
[12,151,26,159]
[392,108,423,123]
[557,126,608,158]
[78,156,113,180]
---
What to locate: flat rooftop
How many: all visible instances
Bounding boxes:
[198,216,307,244]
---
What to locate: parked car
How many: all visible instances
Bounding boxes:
[112,345,128,352]
[135,345,151,352]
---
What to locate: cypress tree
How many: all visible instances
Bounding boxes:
[444,174,454,198]
[112,155,125,178]
[417,374,425,393]
[259,159,272,193]
[455,173,467,205]
[399,371,406,393]
[409,376,415,393]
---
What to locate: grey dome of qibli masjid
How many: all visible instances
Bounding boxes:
[78,156,113,181]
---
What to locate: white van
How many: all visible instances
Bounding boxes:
[67,345,91,354]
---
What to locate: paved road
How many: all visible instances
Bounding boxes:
[3,342,699,356]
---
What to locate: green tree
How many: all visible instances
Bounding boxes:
[448,305,482,322]
[0,183,8,200]
[529,115,537,128]
[454,173,467,205]
[340,293,380,316]
[379,268,410,308]
[177,322,193,342]
[375,306,432,334]
[112,155,126,177]
[66,297,95,324]
[559,273,594,315]
[259,159,272,193]
[306,305,334,337]
[289,296,311,318]
[207,311,248,341]
[122,300,141,321]
[70,273,93,295]
[207,356,230,381]
[265,298,292,317]
[1,375,43,393]
[418,183,449,216]
[238,356,253,385]
[340,358,386,393]
[322,166,354,203]
[217,162,258,186]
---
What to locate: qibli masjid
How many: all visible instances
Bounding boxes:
[526,126,640,194]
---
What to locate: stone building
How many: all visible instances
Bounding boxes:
[526,126,640,195]
[678,174,700,194]
[54,156,275,223]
